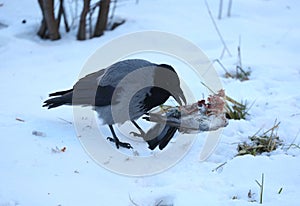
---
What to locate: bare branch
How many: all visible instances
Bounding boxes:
[218,0,223,19]
[204,0,232,58]
[227,0,233,17]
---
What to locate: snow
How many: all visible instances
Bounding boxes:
[1,0,300,205]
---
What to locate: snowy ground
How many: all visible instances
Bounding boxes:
[1,0,300,205]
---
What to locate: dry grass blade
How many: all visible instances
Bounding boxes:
[212,161,227,172]
[237,120,283,156]
[255,173,264,204]
[283,129,300,151]
[262,119,280,136]
[225,100,249,120]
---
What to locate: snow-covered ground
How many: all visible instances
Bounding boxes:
[1,0,300,205]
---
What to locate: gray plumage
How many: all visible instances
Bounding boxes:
[43,59,186,149]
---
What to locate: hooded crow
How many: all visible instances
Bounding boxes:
[43,59,186,149]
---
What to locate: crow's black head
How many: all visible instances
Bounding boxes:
[153,64,186,106]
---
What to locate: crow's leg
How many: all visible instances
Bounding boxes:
[107,125,132,149]
[130,120,146,137]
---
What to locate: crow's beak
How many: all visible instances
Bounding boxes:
[172,88,186,106]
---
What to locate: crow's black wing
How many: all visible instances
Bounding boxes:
[72,69,120,106]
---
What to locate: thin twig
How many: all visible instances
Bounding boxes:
[58,117,73,124]
[286,129,300,151]
[16,118,25,122]
[155,200,164,206]
[236,66,249,77]
[212,161,227,172]
[262,120,280,136]
[267,119,277,149]
[227,0,232,17]
[204,0,232,58]
[200,81,216,94]
[255,173,264,204]
[219,47,226,59]
[212,59,233,78]
[245,99,255,114]
[287,144,300,149]
[237,36,242,71]
[218,0,223,19]
[249,127,264,139]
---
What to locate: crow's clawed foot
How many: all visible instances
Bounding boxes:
[130,130,146,138]
[107,137,133,149]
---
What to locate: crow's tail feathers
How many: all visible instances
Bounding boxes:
[43,89,73,109]
[49,89,73,97]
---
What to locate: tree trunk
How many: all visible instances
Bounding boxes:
[42,0,60,40]
[77,0,91,40]
[57,0,70,32]
[94,0,110,37]
[37,0,48,38]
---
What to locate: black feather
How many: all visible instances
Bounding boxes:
[145,107,181,150]
[43,92,72,109]
[141,87,170,112]
[49,89,73,97]
[147,124,178,150]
